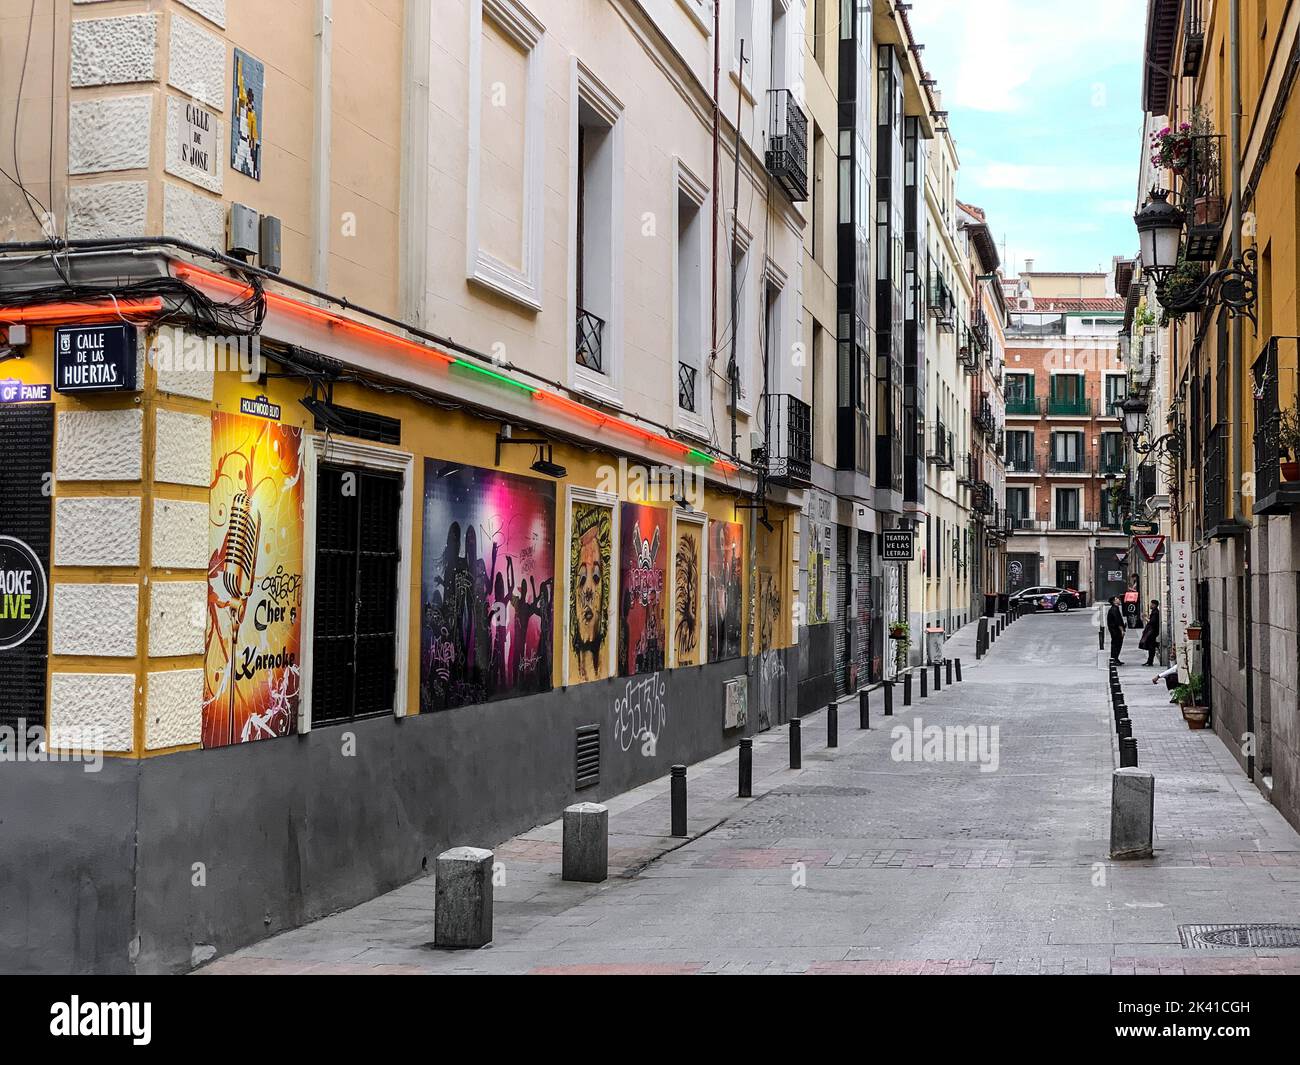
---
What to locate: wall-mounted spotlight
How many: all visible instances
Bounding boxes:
[496,424,567,478]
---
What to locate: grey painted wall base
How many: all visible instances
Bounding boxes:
[0,648,798,974]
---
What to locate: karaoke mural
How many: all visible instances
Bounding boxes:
[420,461,555,711]
[566,500,614,684]
[619,503,667,676]
[203,411,304,748]
[708,520,743,661]
[672,521,703,666]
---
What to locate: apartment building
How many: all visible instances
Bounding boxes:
[1135,0,1300,830]
[1002,269,1130,604]
[0,0,808,972]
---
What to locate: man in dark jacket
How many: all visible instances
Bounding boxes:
[1107,596,1126,665]
[1139,600,1161,666]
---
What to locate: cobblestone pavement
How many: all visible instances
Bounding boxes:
[202,611,1300,975]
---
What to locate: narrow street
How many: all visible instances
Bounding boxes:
[204,612,1300,975]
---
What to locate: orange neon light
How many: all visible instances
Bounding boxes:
[173,262,735,471]
[0,297,164,325]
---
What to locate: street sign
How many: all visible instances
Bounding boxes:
[1125,519,1159,535]
[882,530,915,561]
[1134,534,1166,563]
[53,323,137,393]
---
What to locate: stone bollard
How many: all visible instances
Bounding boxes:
[738,738,753,798]
[562,802,609,883]
[670,765,687,837]
[1110,768,1155,860]
[434,847,494,949]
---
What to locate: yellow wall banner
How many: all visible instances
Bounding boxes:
[203,411,304,747]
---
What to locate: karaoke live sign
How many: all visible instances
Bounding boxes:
[53,323,138,393]
[882,530,915,561]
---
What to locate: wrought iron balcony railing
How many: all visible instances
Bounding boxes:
[1048,456,1091,475]
[1252,337,1300,516]
[975,395,996,435]
[1183,0,1205,76]
[970,308,991,354]
[927,420,950,466]
[1179,133,1224,261]
[763,393,812,485]
[1006,395,1040,415]
[929,276,955,333]
[1005,455,1035,474]
[576,308,605,373]
[1046,395,1092,417]
[958,326,979,374]
[766,89,808,203]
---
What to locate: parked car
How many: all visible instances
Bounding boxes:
[1010,585,1081,613]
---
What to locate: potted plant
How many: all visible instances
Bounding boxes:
[1158,257,1207,323]
[1149,121,1193,176]
[889,621,909,640]
[1276,406,1300,482]
[1175,673,1207,728]
[1185,619,1203,641]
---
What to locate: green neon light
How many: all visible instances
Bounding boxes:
[453,359,537,395]
[687,449,715,464]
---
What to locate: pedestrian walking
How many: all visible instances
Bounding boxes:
[1092,598,1106,650]
[1106,596,1126,665]
[1138,599,1161,666]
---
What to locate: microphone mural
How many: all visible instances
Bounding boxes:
[203,411,304,747]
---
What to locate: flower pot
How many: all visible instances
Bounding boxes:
[1193,195,1223,227]
[1185,625,1202,642]
[1183,707,1208,729]
[1282,460,1300,482]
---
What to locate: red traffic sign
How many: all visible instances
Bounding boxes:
[1134,534,1166,563]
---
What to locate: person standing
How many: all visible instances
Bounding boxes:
[1107,595,1126,665]
[1138,599,1161,667]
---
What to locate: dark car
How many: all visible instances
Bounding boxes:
[1010,585,1082,612]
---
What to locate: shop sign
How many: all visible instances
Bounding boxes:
[239,395,281,420]
[0,535,47,650]
[53,324,137,393]
[882,530,914,561]
[0,380,51,403]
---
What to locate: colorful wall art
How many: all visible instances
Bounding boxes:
[708,519,743,661]
[619,503,668,676]
[203,411,304,748]
[672,520,703,667]
[420,462,555,710]
[567,499,614,684]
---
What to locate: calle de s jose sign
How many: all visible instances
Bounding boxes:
[54,323,138,394]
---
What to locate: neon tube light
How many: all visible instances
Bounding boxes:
[0,297,164,325]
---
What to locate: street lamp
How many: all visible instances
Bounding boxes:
[1118,395,1149,440]
[1133,188,1184,281]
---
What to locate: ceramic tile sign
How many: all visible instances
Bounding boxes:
[230,48,264,180]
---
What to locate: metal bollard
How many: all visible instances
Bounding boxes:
[670,765,687,837]
[859,687,870,729]
[738,738,752,798]
[933,662,941,692]
[827,702,838,748]
[955,658,963,682]
[1099,627,1106,650]
[884,680,894,716]
[1117,718,1132,740]
[1119,736,1138,768]
[945,658,953,686]
[789,717,802,769]
[920,667,928,698]
[902,673,912,707]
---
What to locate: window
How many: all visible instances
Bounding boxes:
[311,465,404,724]
[1007,487,1031,525]
[1103,373,1127,416]
[734,0,755,77]
[570,61,624,404]
[674,161,708,429]
[813,0,826,71]
[1049,372,1086,413]
[1005,371,1034,410]
[770,0,790,90]
[1100,431,1125,474]
[731,230,753,411]
[1054,487,1081,530]
[1051,431,1084,473]
[1006,429,1034,472]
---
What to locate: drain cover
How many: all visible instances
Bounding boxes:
[1179,924,1300,949]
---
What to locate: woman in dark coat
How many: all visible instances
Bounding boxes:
[1138,600,1161,666]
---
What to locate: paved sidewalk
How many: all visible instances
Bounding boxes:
[202,611,1300,975]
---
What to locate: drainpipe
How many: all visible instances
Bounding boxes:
[311,0,334,291]
[1229,0,1254,780]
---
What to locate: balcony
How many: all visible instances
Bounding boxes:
[1183,0,1204,76]
[1202,424,1247,539]
[929,276,956,333]
[1099,453,1126,477]
[927,422,953,468]
[1010,517,1041,532]
[972,480,995,515]
[762,393,812,485]
[576,308,605,373]
[766,89,808,203]
[957,451,973,487]
[974,395,995,435]
[958,326,978,374]
[1252,338,1300,515]
[971,308,991,354]
[1005,455,1035,475]
[1048,456,1091,475]
[1046,395,1092,417]
[1178,133,1224,261]
[1006,395,1040,416]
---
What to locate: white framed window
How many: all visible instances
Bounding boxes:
[673,157,710,439]
[465,0,546,310]
[298,435,415,732]
[732,0,755,89]
[730,217,754,415]
[676,0,713,35]
[561,486,621,686]
[668,507,709,668]
[567,58,625,407]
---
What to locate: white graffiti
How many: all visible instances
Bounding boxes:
[612,673,668,752]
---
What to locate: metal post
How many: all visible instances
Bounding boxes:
[859,687,870,729]
[955,658,963,682]
[946,658,953,686]
[903,672,911,706]
[1120,736,1138,768]
[670,765,687,837]
[933,662,941,692]
[827,701,838,748]
[920,667,928,698]
[738,738,752,798]
[884,680,894,716]
[789,717,801,769]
